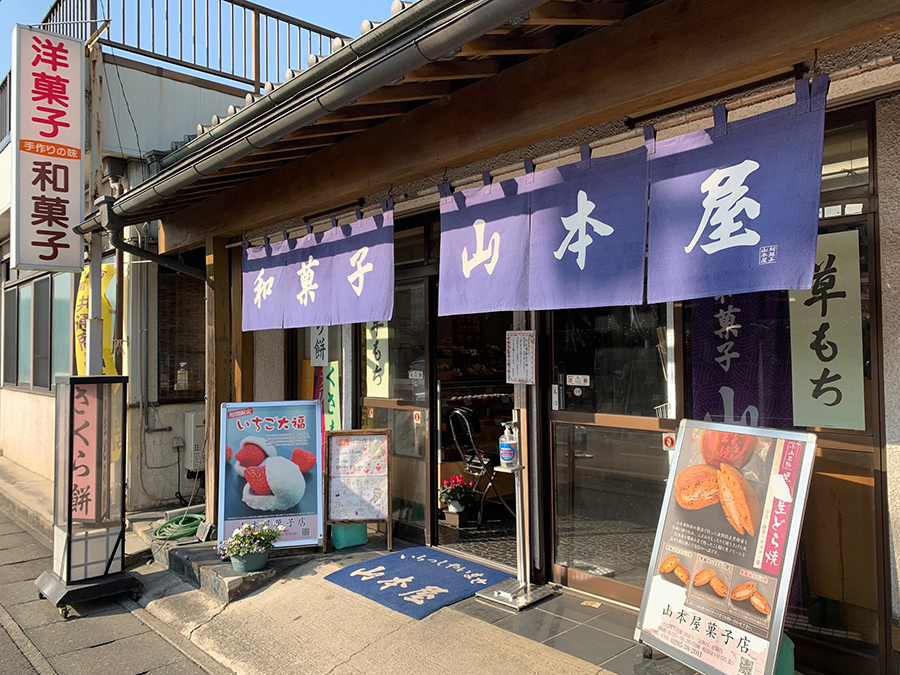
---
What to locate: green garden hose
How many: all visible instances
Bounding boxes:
[152,513,205,541]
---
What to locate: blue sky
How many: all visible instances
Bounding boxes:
[0,0,392,76]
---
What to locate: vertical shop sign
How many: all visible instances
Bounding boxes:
[283,229,337,330]
[691,293,793,429]
[325,360,341,431]
[789,230,865,430]
[365,321,390,398]
[219,401,324,548]
[241,238,291,331]
[647,76,828,304]
[71,383,99,522]
[300,359,314,400]
[11,26,85,271]
[637,420,817,675]
[330,209,395,326]
[528,147,648,309]
[438,177,530,316]
[506,330,536,385]
[309,326,328,367]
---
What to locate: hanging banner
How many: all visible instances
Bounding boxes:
[647,76,828,304]
[11,26,85,272]
[529,148,648,309]
[637,420,817,675]
[789,230,865,430]
[438,177,530,316]
[218,400,324,548]
[691,293,792,429]
[241,239,291,331]
[325,360,341,431]
[365,320,390,398]
[74,264,118,375]
[309,326,328,367]
[283,230,335,330]
[331,211,395,326]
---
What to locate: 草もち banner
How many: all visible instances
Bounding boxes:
[637,420,817,675]
[218,400,324,548]
[11,26,85,271]
[646,76,828,304]
[242,209,394,331]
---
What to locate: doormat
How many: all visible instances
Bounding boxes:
[325,546,512,619]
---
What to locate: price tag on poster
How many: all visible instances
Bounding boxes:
[637,420,817,675]
[324,429,392,551]
[218,401,324,548]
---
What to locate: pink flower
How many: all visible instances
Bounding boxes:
[442,480,449,487]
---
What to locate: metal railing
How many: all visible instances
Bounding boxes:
[40,0,347,90]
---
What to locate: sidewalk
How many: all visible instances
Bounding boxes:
[0,457,693,675]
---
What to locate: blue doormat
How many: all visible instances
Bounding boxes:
[325,547,512,619]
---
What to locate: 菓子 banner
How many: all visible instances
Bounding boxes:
[218,400,324,548]
[637,420,817,675]
[438,177,530,316]
[528,148,647,310]
[242,238,291,331]
[11,26,85,271]
[691,292,793,429]
[788,230,865,431]
[647,76,829,304]
[241,208,395,331]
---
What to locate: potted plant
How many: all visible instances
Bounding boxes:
[439,475,477,513]
[216,522,285,573]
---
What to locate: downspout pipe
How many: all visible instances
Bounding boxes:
[96,0,549,224]
[94,196,208,282]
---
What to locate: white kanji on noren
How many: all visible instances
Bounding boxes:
[347,246,373,297]
[296,255,319,307]
[686,159,761,255]
[461,219,500,278]
[252,268,274,309]
[554,189,614,270]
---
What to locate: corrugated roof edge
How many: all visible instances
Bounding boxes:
[75,0,551,235]
[159,0,461,169]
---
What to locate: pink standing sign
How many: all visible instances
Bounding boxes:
[71,384,99,522]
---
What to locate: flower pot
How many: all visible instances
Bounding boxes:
[448,500,465,513]
[230,551,269,573]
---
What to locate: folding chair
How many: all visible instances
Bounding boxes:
[447,407,516,527]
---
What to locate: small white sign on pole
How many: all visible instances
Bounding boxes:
[309,326,328,367]
[11,25,85,271]
[506,330,536,385]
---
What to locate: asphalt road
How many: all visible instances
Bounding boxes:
[0,510,209,675]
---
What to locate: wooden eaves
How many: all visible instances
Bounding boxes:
[145,0,900,252]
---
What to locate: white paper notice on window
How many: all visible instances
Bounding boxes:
[506,330,536,385]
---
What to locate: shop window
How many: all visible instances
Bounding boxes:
[552,304,673,418]
[2,273,72,389]
[821,117,869,193]
[158,269,205,402]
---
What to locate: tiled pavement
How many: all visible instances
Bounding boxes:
[454,592,697,675]
[0,512,214,675]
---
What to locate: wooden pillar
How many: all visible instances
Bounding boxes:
[231,247,254,402]
[205,237,233,525]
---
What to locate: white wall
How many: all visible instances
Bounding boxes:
[0,141,12,240]
[101,58,245,158]
[0,389,55,479]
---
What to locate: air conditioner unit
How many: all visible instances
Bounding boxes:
[184,411,206,473]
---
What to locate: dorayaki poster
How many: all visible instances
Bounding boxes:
[637,420,816,675]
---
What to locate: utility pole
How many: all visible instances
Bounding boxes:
[86,36,104,376]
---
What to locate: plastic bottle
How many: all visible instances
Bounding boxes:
[175,362,188,391]
[499,422,518,468]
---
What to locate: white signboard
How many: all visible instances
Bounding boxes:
[506,330,535,385]
[365,321,390,398]
[789,230,865,430]
[309,326,328,367]
[11,26,84,271]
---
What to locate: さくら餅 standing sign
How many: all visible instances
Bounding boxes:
[218,401,324,548]
[637,420,817,675]
[11,26,85,271]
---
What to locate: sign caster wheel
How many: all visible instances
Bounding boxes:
[130,592,141,602]
[59,607,69,620]
[37,592,44,600]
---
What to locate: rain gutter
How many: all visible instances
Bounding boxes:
[74,0,549,234]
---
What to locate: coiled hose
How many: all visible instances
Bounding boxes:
[152,513,205,541]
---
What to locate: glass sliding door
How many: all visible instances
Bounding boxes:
[360,280,431,542]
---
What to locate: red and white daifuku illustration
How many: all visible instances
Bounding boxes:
[231,436,278,477]
[242,456,306,511]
